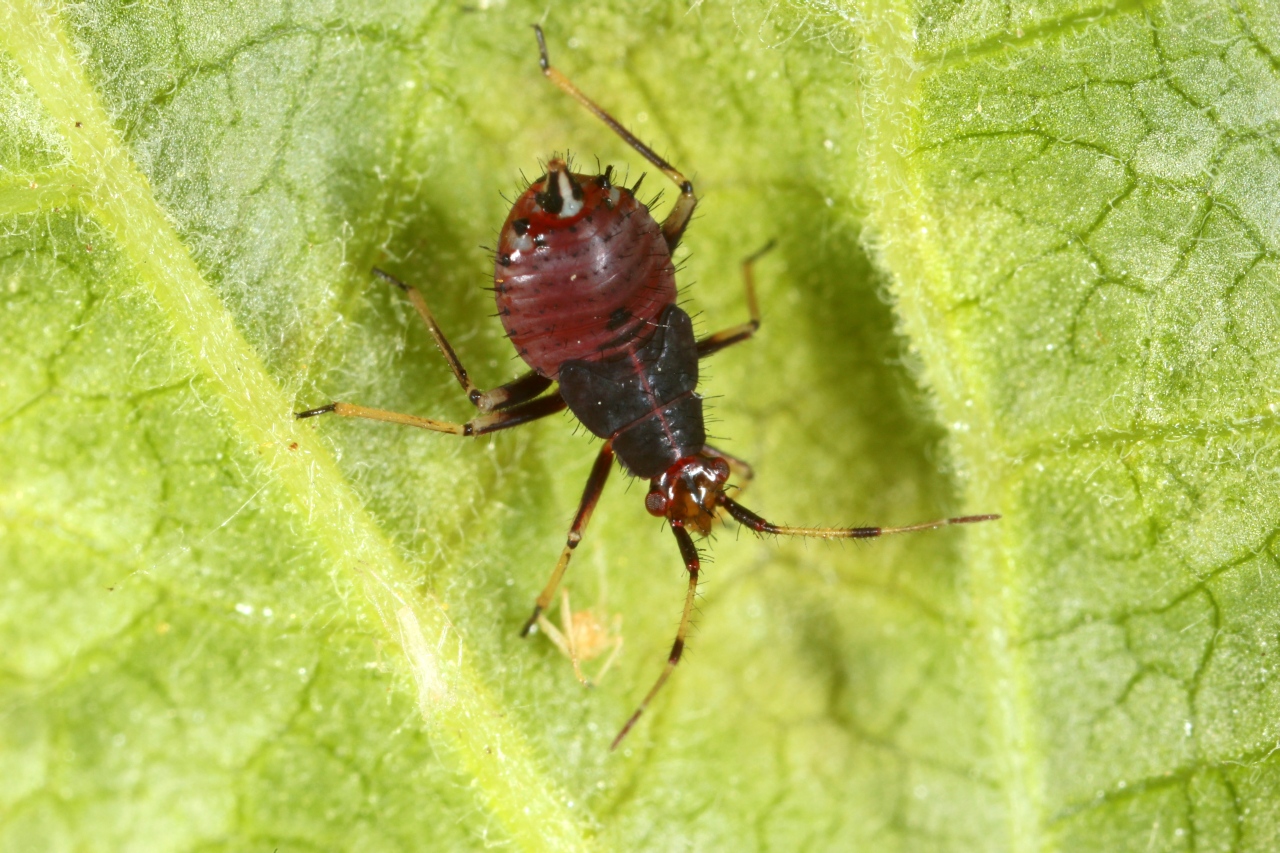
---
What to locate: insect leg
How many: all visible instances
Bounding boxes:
[471,371,554,412]
[592,618,625,685]
[533,25,697,251]
[719,495,1000,540]
[558,589,591,686]
[295,391,566,436]
[536,587,625,687]
[520,441,615,637]
[535,589,592,685]
[374,268,553,411]
[696,240,774,359]
[611,520,700,750]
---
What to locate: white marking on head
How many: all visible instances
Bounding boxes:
[557,170,584,218]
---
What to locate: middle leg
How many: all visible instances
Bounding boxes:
[373,268,552,411]
[696,240,775,359]
[296,391,566,437]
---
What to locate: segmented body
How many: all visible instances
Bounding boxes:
[295,26,1000,752]
[494,169,703,478]
[495,172,676,377]
[559,305,704,478]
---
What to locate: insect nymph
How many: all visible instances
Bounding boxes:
[298,26,999,748]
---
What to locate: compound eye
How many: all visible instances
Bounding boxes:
[710,458,731,482]
[645,491,669,517]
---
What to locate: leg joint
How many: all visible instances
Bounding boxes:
[520,606,543,637]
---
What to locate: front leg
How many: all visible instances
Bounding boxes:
[521,442,615,636]
[611,520,701,750]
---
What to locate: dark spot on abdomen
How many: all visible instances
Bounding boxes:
[607,307,631,330]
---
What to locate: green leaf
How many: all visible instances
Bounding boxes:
[1,0,1276,850]
[862,0,1280,849]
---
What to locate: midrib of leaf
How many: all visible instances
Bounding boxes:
[856,1,1041,850]
[0,4,596,850]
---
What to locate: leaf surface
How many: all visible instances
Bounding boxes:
[1,0,1277,851]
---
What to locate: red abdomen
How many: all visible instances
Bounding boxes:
[494,169,676,379]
